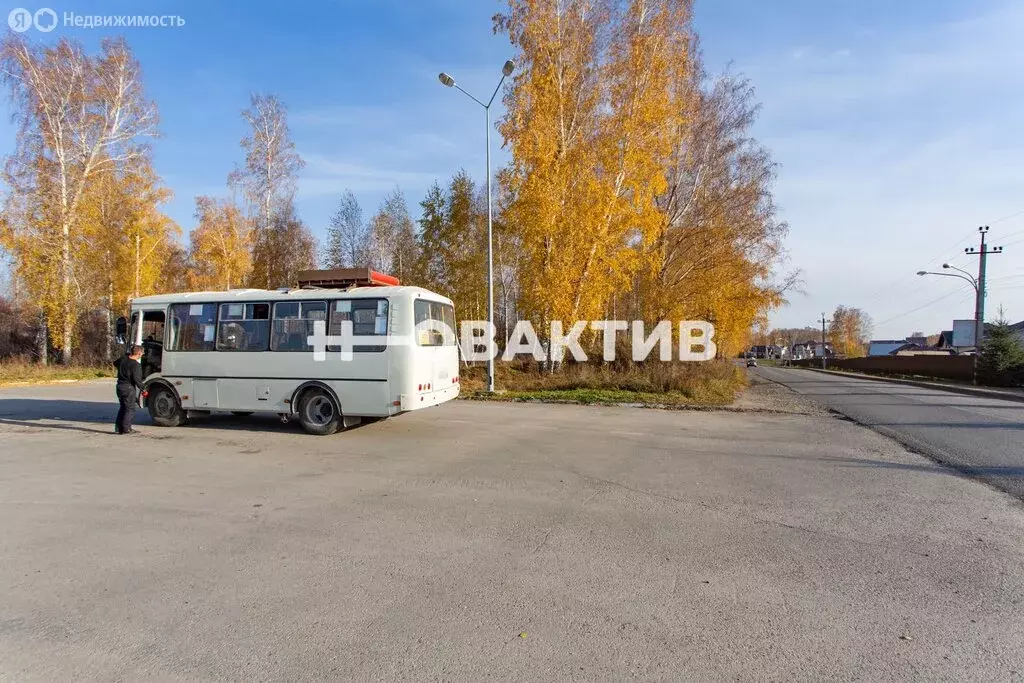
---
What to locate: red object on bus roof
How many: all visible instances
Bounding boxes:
[369,271,400,287]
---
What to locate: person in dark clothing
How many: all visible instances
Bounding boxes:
[114,345,145,435]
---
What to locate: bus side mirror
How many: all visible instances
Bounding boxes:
[115,316,128,345]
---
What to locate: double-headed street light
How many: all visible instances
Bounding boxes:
[438,60,515,394]
[916,264,981,346]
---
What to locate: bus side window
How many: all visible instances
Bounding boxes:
[271,301,326,351]
[218,303,270,352]
[329,299,387,352]
[167,303,217,351]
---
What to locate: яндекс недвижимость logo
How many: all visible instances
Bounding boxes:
[8,8,57,33]
[8,8,184,31]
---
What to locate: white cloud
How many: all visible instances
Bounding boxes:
[298,154,443,196]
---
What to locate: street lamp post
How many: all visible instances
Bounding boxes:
[439,61,515,394]
[916,265,980,346]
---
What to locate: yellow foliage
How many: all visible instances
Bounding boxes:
[494,0,789,357]
[187,196,252,291]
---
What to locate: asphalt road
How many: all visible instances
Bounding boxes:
[2,380,1024,680]
[755,366,1024,500]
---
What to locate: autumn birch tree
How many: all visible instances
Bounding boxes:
[366,187,420,283]
[0,35,158,363]
[188,196,251,291]
[496,0,694,330]
[325,190,367,267]
[231,94,305,288]
[494,0,605,330]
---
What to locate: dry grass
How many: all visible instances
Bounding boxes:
[459,360,745,406]
[0,361,115,386]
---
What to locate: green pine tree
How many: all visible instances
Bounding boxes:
[977,318,1024,387]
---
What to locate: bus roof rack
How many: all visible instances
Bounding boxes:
[296,267,400,289]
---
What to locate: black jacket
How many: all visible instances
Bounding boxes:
[114,355,144,392]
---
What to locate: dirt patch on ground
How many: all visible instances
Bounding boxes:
[730,371,826,415]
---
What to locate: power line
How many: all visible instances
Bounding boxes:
[990,208,1024,225]
[865,215,1024,304]
[873,288,970,328]
[860,232,980,306]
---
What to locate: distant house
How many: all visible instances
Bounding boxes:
[867,339,909,356]
[792,340,833,359]
[891,343,954,357]
[868,336,936,356]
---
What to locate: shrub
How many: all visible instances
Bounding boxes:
[977,320,1024,387]
[459,359,744,405]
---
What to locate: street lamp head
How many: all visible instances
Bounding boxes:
[942,263,950,269]
[916,271,927,276]
[502,60,515,77]
[438,72,455,87]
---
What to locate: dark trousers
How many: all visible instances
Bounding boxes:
[115,385,137,434]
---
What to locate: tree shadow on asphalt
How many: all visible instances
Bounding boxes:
[860,421,1024,430]
[0,398,350,436]
[833,399,1024,409]
[760,453,1024,478]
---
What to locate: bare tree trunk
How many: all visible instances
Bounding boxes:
[36,310,48,366]
[61,223,72,364]
[134,233,140,298]
[105,269,113,362]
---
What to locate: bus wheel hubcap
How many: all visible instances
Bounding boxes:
[154,392,173,416]
[306,396,334,426]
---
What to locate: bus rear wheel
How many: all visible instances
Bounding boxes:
[297,388,341,436]
[149,385,186,427]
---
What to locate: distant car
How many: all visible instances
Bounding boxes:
[746,358,757,367]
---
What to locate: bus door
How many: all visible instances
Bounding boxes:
[136,308,166,377]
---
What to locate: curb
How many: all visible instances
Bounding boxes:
[458,395,801,414]
[0,377,114,389]
[800,367,1024,404]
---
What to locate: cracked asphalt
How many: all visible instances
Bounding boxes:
[1,380,1023,680]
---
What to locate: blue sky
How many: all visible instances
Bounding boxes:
[2,0,1022,337]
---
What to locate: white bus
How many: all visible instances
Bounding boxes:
[117,285,460,435]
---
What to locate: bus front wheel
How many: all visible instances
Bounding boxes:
[297,388,341,436]
[149,385,186,427]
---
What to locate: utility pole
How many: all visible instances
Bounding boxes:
[965,226,1003,348]
[817,313,828,369]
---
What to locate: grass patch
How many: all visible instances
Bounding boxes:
[480,388,697,406]
[460,360,745,407]
[0,361,114,386]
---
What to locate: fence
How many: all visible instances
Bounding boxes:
[791,355,976,382]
